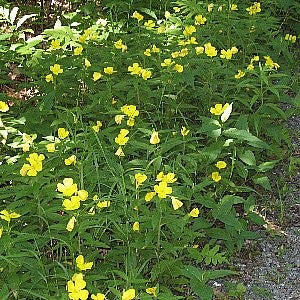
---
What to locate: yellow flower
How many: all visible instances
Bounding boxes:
[57,178,78,197]
[84,58,91,68]
[152,45,160,53]
[50,39,61,50]
[50,64,63,75]
[231,46,238,54]
[285,34,296,43]
[195,46,204,55]
[135,173,147,187]
[230,4,238,11]
[74,46,83,55]
[122,289,136,300]
[66,216,76,232]
[208,3,214,12]
[115,147,125,157]
[141,69,152,80]
[20,153,45,176]
[144,48,151,56]
[115,129,129,146]
[63,196,81,210]
[145,192,156,202]
[128,63,142,75]
[157,26,165,34]
[78,190,88,201]
[127,117,135,127]
[65,155,77,166]
[171,51,180,58]
[156,172,177,183]
[235,70,245,79]
[246,2,261,15]
[183,25,196,36]
[114,39,124,49]
[104,67,116,74]
[181,126,190,136]
[173,6,181,12]
[154,181,172,199]
[211,171,221,182]
[204,43,217,57]
[247,64,255,70]
[171,196,183,210]
[150,131,160,144]
[58,127,69,139]
[165,11,171,19]
[91,293,106,300]
[132,11,144,21]
[67,273,89,300]
[46,143,56,153]
[215,161,227,169]
[92,121,102,133]
[220,49,233,60]
[0,101,9,112]
[0,210,21,222]
[161,58,173,67]
[195,15,207,25]
[0,227,3,238]
[93,72,102,81]
[144,20,155,30]
[179,48,188,57]
[210,103,229,116]
[97,200,111,208]
[76,255,93,271]
[174,64,184,73]
[264,56,280,70]
[132,221,140,231]
[189,208,199,217]
[121,105,139,118]
[115,115,125,125]
[45,74,53,82]
[146,287,157,297]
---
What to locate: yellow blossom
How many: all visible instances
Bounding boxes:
[157,26,165,34]
[45,74,53,82]
[50,64,63,75]
[93,72,102,81]
[0,227,3,238]
[195,46,204,55]
[171,51,180,58]
[210,103,229,116]
[220,49,233,60]
[104,67,116,74]
[128,63,142,75]
[141,69,152,80]
[235,70,245,79]
[121,105,139,118]
[156,172,177,183]
[0,101,9,112]
[181,126,190,136]
[144,48,151,56]
[150,131,160,144]
[264,56,280,70]
[189,208,199,217]
[78,190,88,201]
[247,64,255,70]
[154,181,172,199]
[144,20,155,30]
[135,173,147,187]
[58,127,69,139]
[152,45,160,53]
[285,34,296,43]
[115,129,129,146]
[50,39,61,50]
[57,178,78,197]
[91,293,106,300]
[66,216,76,232]
[0,210,21,222]
[74,46,83,55]
[145,192,156,202]
[67,273,89,300]
[173,7,181,12]
[212,171,221,182]
[174,64,184,73]
[230,4,238,11]
[115,115,125,124]
[115,147,125,157]
[204,43,217,57]
[146,287,157,297]
[179,48,188,57]
[132,221,140,231]
[46,143,56,153]
[76,255,93,271]
[195,15,207,25]
[63,196,81,210]
[246,2,261,15]
[215,161,227,169]
[92,121,102,133]
[65,155,77,166]
[132,11,144,21]
[161,58,173,67]
[84,58,91,68]
[97,200,111,208]
[171,196,183,210]
[122,289,136,300]
[208,3,214,12]
[183,25,196,36]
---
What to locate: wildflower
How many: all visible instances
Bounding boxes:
[152,45,160,53]
[189,208,199,217]
[0,227,3,238]
[50,39,61,50]
[66,216,76,232]
[20,153,45,176]
[210,103,229,115]
[144,20,155,30]
[154,181,172,199]
[150,131,160,144]
[67,273,89,300]
[195,46,204,55]
[173,7,181,12]
[91,293,106,300]
[57,178,78,197]
[141,69,152,80]
[204,43,217,57]
[65,155,77,166]
[264,56,280,70]
[156,172,177,183]
[76,255,93,271]
[132,11,144,21]
[146,287,157,297]
[171,51,180,58]
[171,196,183,210]
[58,128,69,139]
[46,143,56,153]
[0,101,9,112]
[285,34,296,43]
[144,48,151,56]
[84,58,91,68]
[179,48,188,57]
[135,173,147,187]
[122,289,136,300]
[183,25,196,36]
[114,39,125,50]
[215,161,227,169]
[195,15,207,25]
[230,4,238,11]
[104,67,116,74]
[115,115,125,125]
[97,201,111,208]
[50,64,63,75]
[161,59,173,67]
[63,196,81,210]
[132,221,140,231]
[231,46,238,54]
[220,49,233,60]
[128,63,142,75]
[45,74,53,82]
[235,70,245,79]
[93,72,102,81]
[78,190,88,201]
[211,171,221,182]
[181,126,190,136]
[127,117,135,127]
[115,147,125,157]
[246,2,261,15]
[145,192,156,202]
[121,105,139,118]
[0,210,21,222]
[74,46,83,55]
[115,129,129,146]
[173,64,183,73]
[208,3,214,12]
[247,64,254,70]
[92,121,102,133]
[186,37,198,45]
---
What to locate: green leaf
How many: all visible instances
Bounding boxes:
[238,150,256,166]
[253,176,272,191]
